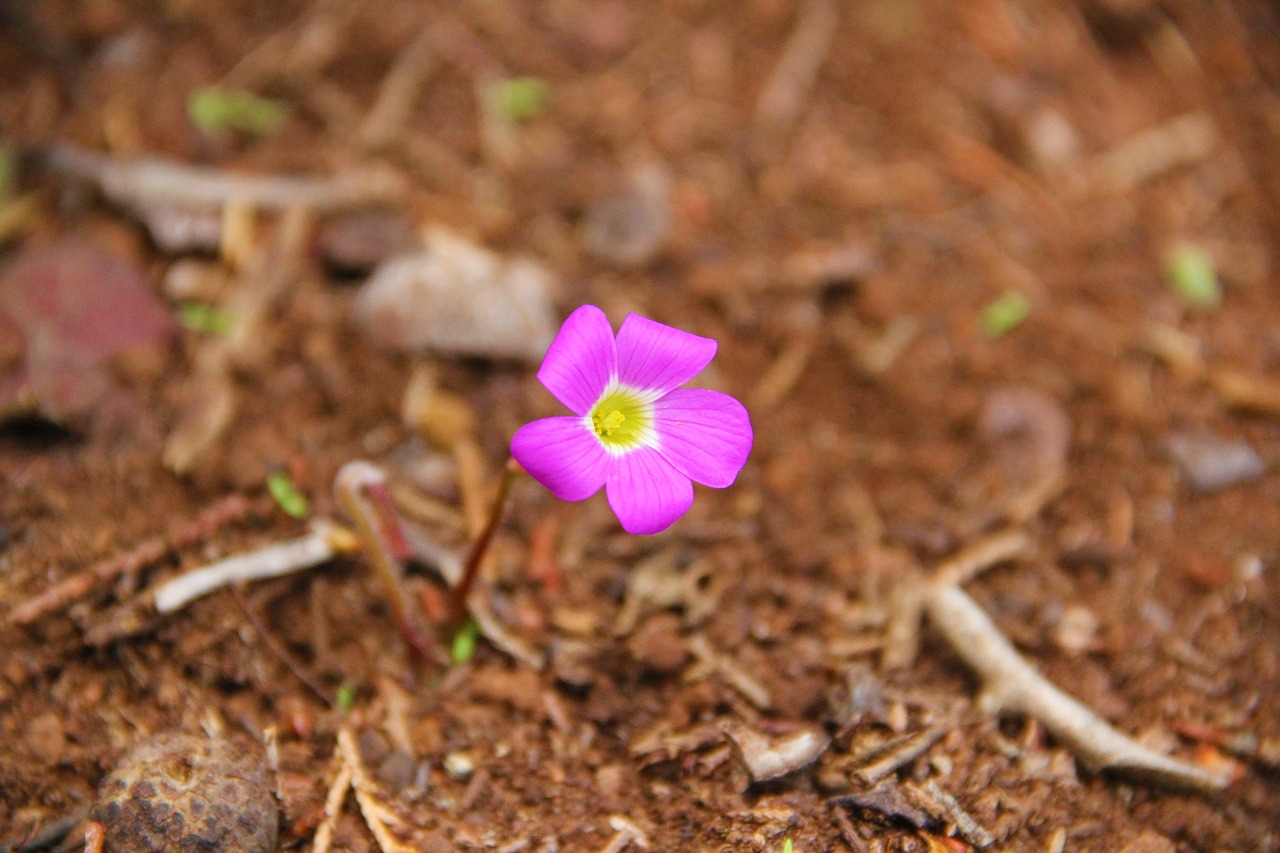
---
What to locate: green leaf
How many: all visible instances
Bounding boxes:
[489,76,550,121]
[188,87,288,136]
[177,302,235,336]
[1165,243,1221,310]
[267,471,310,519]
[782,840,794,853]
[336,683,357,712]
[451,619,481,665]
[981,291,1029,338]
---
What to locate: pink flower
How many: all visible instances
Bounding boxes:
[511,305,753,535]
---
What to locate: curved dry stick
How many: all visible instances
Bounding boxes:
[924,583,1229,792]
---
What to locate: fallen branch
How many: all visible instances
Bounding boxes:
[45,144,404,213]
[9,494,256,626]
[923,582,1229,792]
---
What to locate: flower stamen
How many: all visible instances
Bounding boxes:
[587,385,654,451]
[592,409,626,437]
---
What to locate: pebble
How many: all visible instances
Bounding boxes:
[354,227,557,363]
[443,750,475,781]
[1166,431,1265,494]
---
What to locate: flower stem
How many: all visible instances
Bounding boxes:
[448,456,520,633]
[334,461,432,664]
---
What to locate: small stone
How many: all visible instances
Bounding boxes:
[443,750,475,781]
[354,227,556,363]
[1053,604,1100,654]
[1166,432,1265,494]
[91,732,277,853]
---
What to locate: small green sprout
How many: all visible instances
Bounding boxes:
[1165,243,1221,310]
[489,76,550,121]
[336,683,357,712]
[188,87,288,136]
[0,143,15,202]
[177,301,235,336]
[981,291,1029,338]
[267,471,310,519]
[451,619,481,665]
[782,840,794,853]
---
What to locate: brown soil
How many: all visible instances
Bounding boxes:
[3,1,1280,850]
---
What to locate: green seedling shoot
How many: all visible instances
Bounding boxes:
[178,302,235,336]
[267,471,310,519]
[1165,243,1221,310]
[188,87,288,136]
[489,76,550,121]
[982,291,1029,338]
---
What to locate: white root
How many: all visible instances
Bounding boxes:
[153,526,342,613]
[924,582,1229,792]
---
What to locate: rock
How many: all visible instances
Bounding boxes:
[91,732,278,853]
[353,227,556,363]
[1166,432,1265,494]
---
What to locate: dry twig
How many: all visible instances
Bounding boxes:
[924,582,1229,791]
[754,0,838,135]
[598,815,650,853]
[47,144,404,213]
[9,494,256,626]
[153,525,347,614]
[337,728,416,853]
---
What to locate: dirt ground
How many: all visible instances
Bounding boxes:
[2,1,1280,850]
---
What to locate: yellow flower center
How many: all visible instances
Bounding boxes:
[592,409,626,436]
[588,385,653,451]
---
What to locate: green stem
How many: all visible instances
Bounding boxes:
[448,456,520,633]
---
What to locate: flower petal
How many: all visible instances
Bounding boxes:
[653,388,752,488]
[537,305,617,416]
[615,313,716,398]
[511,417,611,501]
[605,447,694,535]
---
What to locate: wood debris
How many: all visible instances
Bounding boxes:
[849,727,945,786]
[598,815,650,853]
[924,582,1229,792]
[9,494,257,626]
[723,723,831,784]
[315,728,417,853]
[46,143,405,214]
[903,779,994,848]
[687,634,772,711]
